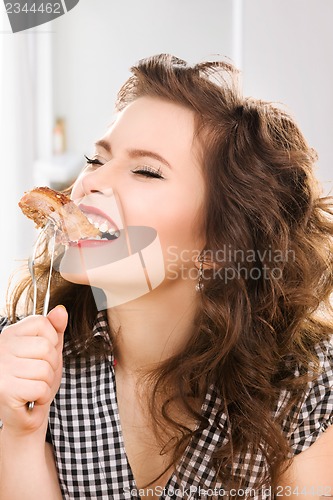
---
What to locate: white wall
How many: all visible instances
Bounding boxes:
[52,0,235,158]
[242,0,333,195]
[0,22,36,314]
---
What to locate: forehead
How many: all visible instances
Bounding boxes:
[101,97,198,164]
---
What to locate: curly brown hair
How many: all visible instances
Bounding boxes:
[7,54,333,495]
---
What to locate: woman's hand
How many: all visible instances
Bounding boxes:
[0,306,67,437]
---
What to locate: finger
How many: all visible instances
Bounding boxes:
[47,305,68,335]
[11,378,53,407]
[47,305,68,351]
[13,358,55,389]
[10,316,59,347]
[12,337,59,371]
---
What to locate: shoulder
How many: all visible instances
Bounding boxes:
[282,336,333,454]
[278,417,333,493]
[277,339,333,491]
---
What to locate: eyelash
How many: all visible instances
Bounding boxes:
[131,166,164,179]
[84,155,103,166]
[84,155,164,179]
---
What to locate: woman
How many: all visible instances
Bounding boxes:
[0,54,333,499]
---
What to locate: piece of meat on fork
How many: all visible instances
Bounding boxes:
[19,186,100,244]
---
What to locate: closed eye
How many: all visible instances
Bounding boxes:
[84,155,103,166]
[84,155,164,179]
[131,166,164,179]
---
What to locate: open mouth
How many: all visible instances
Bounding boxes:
[79,204,121,241]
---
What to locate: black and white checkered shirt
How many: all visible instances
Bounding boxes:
[1,313,333,499]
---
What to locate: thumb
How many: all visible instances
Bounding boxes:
[47,305,68,339]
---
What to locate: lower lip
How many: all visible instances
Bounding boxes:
[69,239,118,248]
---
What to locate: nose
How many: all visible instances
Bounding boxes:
[80,165,112,196]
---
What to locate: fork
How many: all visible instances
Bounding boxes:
[27,222,58,411]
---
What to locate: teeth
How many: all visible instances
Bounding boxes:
[85,213,119,236]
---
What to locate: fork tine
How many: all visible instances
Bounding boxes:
[42,226,57,316]
[30,228,43,315]
[30,220,53,315]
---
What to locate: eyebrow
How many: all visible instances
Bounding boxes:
[94,140,172,169]
[95,139,112,152]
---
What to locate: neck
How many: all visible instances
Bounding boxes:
[106,279,199,379]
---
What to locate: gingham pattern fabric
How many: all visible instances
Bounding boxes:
[1,313,333,499]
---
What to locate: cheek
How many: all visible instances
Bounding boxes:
[131,204,204,262]
[123,193,204,261]
[159,215,203,265]
[158,191,205,262]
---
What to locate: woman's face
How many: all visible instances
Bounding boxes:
[61,97,205,305]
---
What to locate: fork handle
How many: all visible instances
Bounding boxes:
[27,225,57,412]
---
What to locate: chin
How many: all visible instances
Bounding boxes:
[56,245,89,285]
[60,270,90,286]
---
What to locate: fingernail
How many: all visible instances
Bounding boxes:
[56,305,67,312]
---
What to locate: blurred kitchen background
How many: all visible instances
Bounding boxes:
[0,0,332,310]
